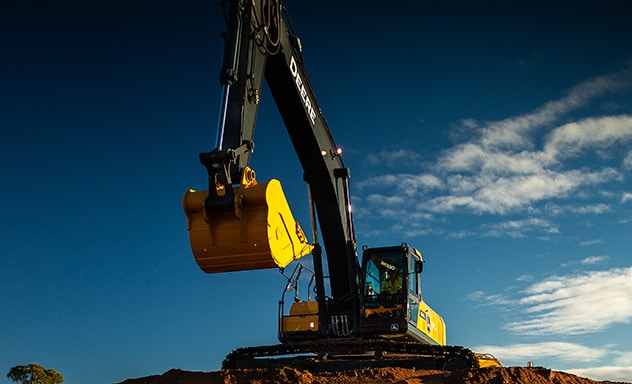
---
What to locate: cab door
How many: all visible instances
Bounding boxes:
[407,252,421,329]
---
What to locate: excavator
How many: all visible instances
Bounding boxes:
[183,0,501,372]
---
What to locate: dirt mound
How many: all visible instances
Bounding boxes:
[117,366,630,384]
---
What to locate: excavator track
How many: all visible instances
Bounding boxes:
[222,339,480,372]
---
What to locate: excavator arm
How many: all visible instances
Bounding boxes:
[184,0,358,310]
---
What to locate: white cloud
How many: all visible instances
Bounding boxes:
[474,342,632,382]
[366,193,407,207]
[422,168,619,215]
[562,255,609,268]
[478,68,632,150]
[614,351,632,366]
[356,173,444,195]
[624,151,632,170]
[467,290,485,301]
[473,342,608,364]
[356,67,632,238]
[574,204,611,214]
[516,274,534,282]
[547,203,612,216]
[482,217,558,238]
[580,255,608,265]
[567,366,632,382]
[505,267,632,336]
[543,115,632,161]
[579,239,603,247]
[366,149,423,167]
[363,118,628,217]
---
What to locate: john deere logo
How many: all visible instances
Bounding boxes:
[390,323,399,332]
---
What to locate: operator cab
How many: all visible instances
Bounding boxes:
[359,244,446,346]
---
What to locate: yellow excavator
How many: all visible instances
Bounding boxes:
[183,0,500,371]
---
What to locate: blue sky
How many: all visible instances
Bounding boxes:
[2,1,632,383]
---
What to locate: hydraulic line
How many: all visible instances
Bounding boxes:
[215,84,231,150]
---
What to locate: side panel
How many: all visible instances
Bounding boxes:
[280,301,320,342]
[414,300,446,346]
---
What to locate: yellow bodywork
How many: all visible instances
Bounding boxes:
[417,300,446,346]
[281,301,319,334]
[183,177,313,273]
[475,353,503,368]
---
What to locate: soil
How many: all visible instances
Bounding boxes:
[117,366,630,384]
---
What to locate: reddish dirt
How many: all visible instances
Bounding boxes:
[117,366,630,384]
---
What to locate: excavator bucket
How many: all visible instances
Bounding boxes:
[183,179,314,273]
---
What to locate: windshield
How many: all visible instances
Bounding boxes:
[362,250,406,314]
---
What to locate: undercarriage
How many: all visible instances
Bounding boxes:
[222,339,480,372]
